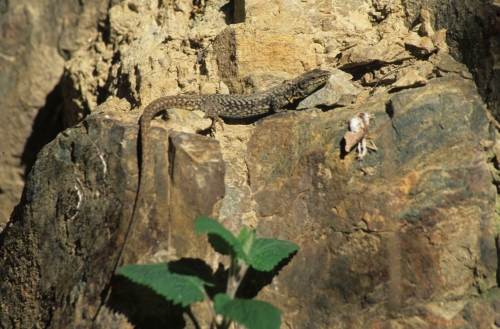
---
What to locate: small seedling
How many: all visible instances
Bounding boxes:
[117,216,299,329]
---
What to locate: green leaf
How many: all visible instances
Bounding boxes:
[195,217,248,261]
[238,226,256,255]
[117,263,213,307]
[214,293,281,329]
[248,238,300,272]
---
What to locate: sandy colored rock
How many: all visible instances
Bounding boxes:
[212,25,317,93]
[436,54,470,73]
[392,69,427,88]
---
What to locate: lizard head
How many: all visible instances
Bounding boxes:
[291,69,331,100]
[296,69,332,94]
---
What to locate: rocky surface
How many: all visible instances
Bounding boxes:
[1,0,500,328]
[413,0,500,121]
[237,76,498,328]
[0,115,224,328]
[0,0,110,225]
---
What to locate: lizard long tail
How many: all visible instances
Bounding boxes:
[116,99,169,272]
[93,98,171,321]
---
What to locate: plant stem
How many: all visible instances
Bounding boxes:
[204,290,219,327]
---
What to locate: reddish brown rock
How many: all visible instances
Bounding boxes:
[235,76,498,327]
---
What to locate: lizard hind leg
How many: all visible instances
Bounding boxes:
[202,100,225,135]
[204,114,224,136]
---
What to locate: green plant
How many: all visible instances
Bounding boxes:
[117,216,300,329]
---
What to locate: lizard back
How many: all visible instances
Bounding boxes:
[202,69,331,118]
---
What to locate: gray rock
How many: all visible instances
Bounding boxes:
[297,69,360,109]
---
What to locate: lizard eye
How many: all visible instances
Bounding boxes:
[298,80,309,90]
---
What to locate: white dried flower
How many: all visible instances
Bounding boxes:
[343,112,376,160]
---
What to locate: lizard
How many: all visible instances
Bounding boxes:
[96,69,331,315]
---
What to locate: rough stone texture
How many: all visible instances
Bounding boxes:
[213,76,499,328]
[0,116,125,328]
[166,131,226,260]
[297,69,361,109]
[0,0,110,225]
[239,77,498,327]
[403,0,500,120]
[1,0,500,328]
[1,0,498,228]
[0,115,225,328]
[2,74,498,328]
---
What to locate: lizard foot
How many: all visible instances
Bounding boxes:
[205,114,224,136]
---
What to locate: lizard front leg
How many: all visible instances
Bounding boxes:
[270,97,288,113]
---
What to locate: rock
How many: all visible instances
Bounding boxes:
[392,69,427,88]
[405,31,423,48]
[436,54,471,77]
[297,69,361,109]
[0,115,129,328]
[0,0,108,224]
[167,131,226,260]
[338,42,412,68]
[431,29,447,49]
[419,36,436,54]
[458,300,496,329]
[405,32,436,55]
[1,0,499,328]
[228,76,498,327]
[242,70,293,93]
[212,25,317,93]
[4,75,498,328]
[493,298,500,326]
[163,108,213,133]
[0,114,225,328]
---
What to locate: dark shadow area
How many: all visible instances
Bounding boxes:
[104,250,297,327]
[205,263,229,298]
[339,137,349,160]
[496,236,500,287]
[232,0,245,24]
[107,275,189,329]
[207,253,298,300]
[403,46,433,62]
[96,51,119,106]
[21,78,65,179]
[97,3,112,45]
[385,100,395,119]
[220,112,269,126]
[316,104,343,113]
[106,258,213,328]
[115,65,139,109]
[220,0,234,25]
[388,84,426,94]
[198,112,282,136]
[342,62,386,82]
[236,252,296,299]
[168,258,215,284]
